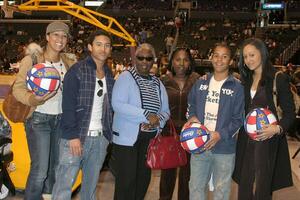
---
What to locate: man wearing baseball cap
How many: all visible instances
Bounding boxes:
[12,21,76,200]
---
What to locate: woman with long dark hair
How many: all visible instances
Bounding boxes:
[232,38,296,200]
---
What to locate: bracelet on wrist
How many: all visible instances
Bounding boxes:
[276,125,283,135]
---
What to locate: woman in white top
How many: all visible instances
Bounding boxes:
[12,21,76,200]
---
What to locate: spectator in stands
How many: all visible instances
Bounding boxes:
[186,42,244,200]
[159,47,199,200]
[294,70,300,96]
[293,70,300,136]
[52,30,114,200]
[199,24,208,31]
[107,57,116,76]
[281,65,293,82]
[164,34,174,55]
[139,28,147,43]
[2,58,11,71]
[0,56,4,69]
[150,64,159,77]
[134,32,141,45]
[233,38,295,200]
[175,15,182,32]
[110,43,170,200]
[12,21,76,200]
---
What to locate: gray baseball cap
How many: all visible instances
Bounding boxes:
[46,21,69,35]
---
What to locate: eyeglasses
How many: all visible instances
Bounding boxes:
[97,80,103,97]
[136,56,154,62]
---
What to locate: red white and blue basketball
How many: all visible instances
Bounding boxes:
[180,122,210,154]
[244,108,278,140]
[26,63,61,96]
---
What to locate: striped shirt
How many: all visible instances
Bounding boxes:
[128,67,164,132]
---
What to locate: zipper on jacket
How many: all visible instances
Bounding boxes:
[179,89,183,122]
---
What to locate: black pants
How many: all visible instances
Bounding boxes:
[110,131,156,200]
[159,152,190,200]
[238,140,272,200]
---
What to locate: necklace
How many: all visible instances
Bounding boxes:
[50,61,64,75]
[50,61,64,90]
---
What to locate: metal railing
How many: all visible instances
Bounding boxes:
[279,35,300,65]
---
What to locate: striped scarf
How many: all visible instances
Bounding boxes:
[128,67,161,132]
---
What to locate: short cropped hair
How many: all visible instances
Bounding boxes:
[135,43,156,59]
[87,30,112,45]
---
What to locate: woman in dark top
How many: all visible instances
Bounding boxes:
[159,47,199,200]
[232,38,296,200]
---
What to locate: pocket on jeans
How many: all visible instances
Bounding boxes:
[60,139,69,148]
[59,139,81,165]
[31,112,49,124]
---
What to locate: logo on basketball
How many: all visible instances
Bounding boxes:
[180,122,210,154]
[244,108,277,140]
[26,63,61,96]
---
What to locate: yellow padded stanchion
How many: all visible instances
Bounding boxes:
[0,102,81,191]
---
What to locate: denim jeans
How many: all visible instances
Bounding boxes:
[189,151,235,200]
[52,135,109,200]
[24,111,61,200]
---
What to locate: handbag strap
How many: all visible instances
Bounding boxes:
[151,119,178,147]
[152,118,177,141]
[5,81,15,98]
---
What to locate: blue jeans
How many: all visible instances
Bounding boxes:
[24,112,61,200]
[189,151,235,200]
[52,136,109,200]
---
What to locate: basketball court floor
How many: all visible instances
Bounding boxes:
[1,74,300,200]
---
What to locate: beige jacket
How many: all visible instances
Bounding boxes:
[12,50,77,118]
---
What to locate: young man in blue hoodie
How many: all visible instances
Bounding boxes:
[186,43,244,200]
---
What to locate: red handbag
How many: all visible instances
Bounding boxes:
[146,119,187,169]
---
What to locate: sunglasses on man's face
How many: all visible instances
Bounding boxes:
[97,80,103,97]
[136,56,154,62]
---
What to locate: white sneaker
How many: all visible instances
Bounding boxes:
[42,194,52,200]
[0,184,9,200]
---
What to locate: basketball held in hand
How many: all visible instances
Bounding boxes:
[244,107,278,140]
[180,122,210,154]
[26,63,61,96]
